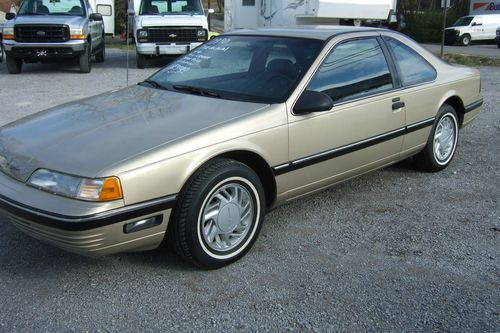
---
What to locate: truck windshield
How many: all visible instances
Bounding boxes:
[18,0,86,16]
[453,16,473,27]
[139,0,203,15]
[148,35,324,104]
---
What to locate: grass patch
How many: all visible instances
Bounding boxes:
[441,53,500,67]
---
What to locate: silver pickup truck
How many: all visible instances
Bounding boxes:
[2,0,105,74]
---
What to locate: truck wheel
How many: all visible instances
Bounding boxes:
[6,54,22,74]
[460,34,471,46]
[79,41,92,73]
[136,53,147,69]
[95,42,105,63]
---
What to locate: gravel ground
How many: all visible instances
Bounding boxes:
[0,49,499,332]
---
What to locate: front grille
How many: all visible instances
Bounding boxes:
[14,25,70,42]
[146,26,200,43]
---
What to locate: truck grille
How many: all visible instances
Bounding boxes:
[14,25,70,43]
[146,26,200,43]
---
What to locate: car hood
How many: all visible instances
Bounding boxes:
[138,15,206,28]
[6,15,86,27]
[0,86,268,182]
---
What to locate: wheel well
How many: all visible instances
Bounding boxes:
[444,96,466,126]
[218,151,277,207]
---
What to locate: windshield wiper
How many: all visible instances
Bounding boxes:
[139,79,169,90]
[173,85,220,98]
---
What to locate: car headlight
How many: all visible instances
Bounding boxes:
[27,169,123,202]
[2,27,14,40]
[138,30,148,38]
[70,28,85,40]
[197,29,207,40]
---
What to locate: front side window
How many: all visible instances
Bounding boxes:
[307,38,393,103]
[384,37,436,86]
[140,0,203,15]
[149,35,323,103]
[18,0,86,16]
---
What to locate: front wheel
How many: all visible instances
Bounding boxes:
[136,53,147,69]
[413,104,459,172]
[460,34,471,46]
[6,54,22,74]
[169,158,265,269]
[79,42,92,73]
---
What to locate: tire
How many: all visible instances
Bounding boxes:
[169,158,265,269]
[413,104,459,172]
[79,41,92,73]
[460,34,471,46]
[6,54,22,74]
[95,41,105,63]
[136,53,147,69]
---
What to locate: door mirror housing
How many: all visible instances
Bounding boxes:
[294,90,333,115]
[5,12,16,20]
[89,13,103,21]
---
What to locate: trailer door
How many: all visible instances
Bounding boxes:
[233,0,259,29]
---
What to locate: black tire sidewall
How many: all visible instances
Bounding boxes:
[180,161,265,268]
[428,105,459,169]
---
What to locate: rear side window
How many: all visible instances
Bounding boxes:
[307,38,393,103]
[384,37,437,86]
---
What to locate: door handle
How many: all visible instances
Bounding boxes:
[392,101,405,110]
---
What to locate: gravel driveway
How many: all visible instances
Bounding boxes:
[0,49,498,332]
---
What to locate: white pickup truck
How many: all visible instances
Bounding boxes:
[132,0,210,68]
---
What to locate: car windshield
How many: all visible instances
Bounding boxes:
[139,0,203,15]
[18,0,86,16]
[148,35,324,103]
[453,16,473,27]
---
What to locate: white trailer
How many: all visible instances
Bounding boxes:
[89,0,115,35]
[224,0,397,31]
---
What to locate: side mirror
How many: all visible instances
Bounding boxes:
[294,90,333,114]
[208,8,215,14]
[89,13,103,21]
[6,12,16,20]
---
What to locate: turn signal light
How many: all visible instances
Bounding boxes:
[99,177,123,201]
[3,34,15,40]
[70,34,85,40]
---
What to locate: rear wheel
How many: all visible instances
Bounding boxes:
[95,41,105,63]
[414,104,459,172]
[6,54,22,74]
[460,34,471,46]
[169,158,265,269]
[79,41,92,73]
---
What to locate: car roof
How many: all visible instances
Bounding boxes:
[225,26,386,40]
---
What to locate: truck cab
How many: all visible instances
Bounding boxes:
[133,0,209,68]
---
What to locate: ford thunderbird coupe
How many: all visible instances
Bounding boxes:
[0,27,482,268]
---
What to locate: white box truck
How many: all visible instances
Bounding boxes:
[224,0,397,31]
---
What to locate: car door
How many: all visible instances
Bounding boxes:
[381,35,438,156]
[281,36,405,199]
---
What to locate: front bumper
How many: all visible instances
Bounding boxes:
[0,171,176,256]
[3,40,86,59]
[136,42,203,56]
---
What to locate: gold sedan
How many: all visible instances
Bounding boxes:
[0,27,482,268]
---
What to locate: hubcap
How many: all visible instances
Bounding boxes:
[433,115,456,163]
[200,182,255,252]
